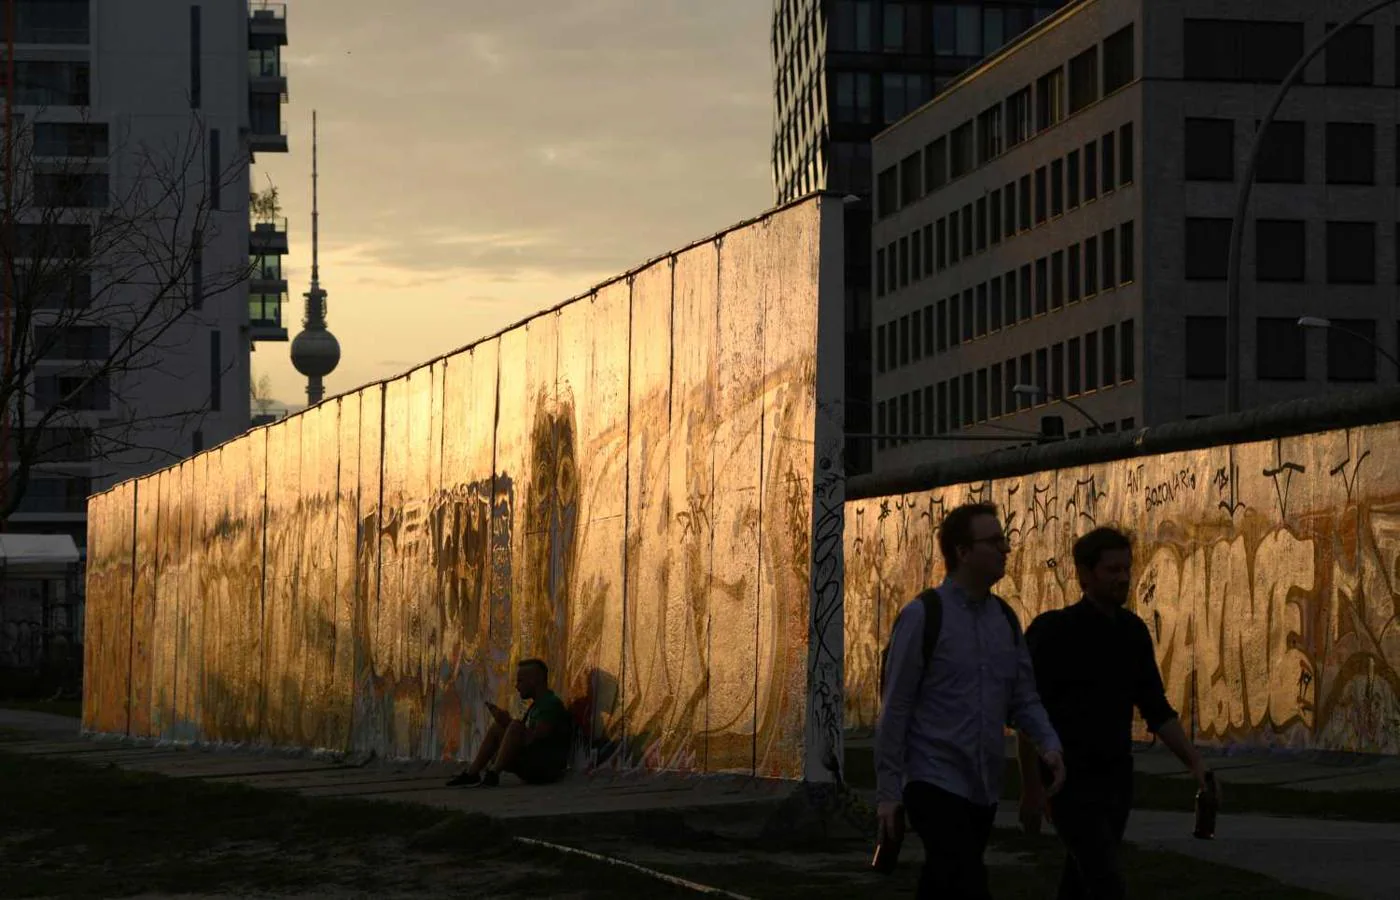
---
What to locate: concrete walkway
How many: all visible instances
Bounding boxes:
[6,711,1399,899]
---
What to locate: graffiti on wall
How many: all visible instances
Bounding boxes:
[845,429,1400,754]
[82,197,846,781]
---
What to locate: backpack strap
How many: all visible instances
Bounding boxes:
[995,596,1023,645]
[917,588,942,670]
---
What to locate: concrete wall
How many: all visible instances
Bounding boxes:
[845,419,1400,754]
[82,196,847,782]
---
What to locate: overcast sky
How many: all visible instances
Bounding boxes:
[255,0,775,406]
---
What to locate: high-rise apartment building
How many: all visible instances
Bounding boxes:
[772,0,1066,473]
[2,0,290,546]
[871,0,1400,472]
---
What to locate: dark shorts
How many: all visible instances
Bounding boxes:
[507,745,566,785]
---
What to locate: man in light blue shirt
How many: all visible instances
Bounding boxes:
[876,502,1066,899]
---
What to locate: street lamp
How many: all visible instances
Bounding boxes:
[1297,316,1400,375]
[1226,0,1400,413]
[1012,384,1106,433]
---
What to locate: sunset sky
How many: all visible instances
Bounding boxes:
[255,0,775,407]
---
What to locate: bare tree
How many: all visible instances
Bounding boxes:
[0,112,254,519]
[250,371,275,419]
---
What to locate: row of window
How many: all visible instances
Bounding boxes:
[876,23,1134,217]
[878,125,1133,296]
[876,220,1136,376]
[824,1,1060,59]
[876,319,1136,449]
[1180,19,1400,87]
[1185,317,1393,383]
[1186,118,1400,187]
[1185,219,1396,286]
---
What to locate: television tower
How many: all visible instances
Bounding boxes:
[291,111,340,405]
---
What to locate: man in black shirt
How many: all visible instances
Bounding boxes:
[1017,527,1211,899]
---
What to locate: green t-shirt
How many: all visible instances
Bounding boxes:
[523,690,572,766]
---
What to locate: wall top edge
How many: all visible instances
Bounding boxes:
[849,387,1400,501]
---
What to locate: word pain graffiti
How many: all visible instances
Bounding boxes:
[846,425,1400,755]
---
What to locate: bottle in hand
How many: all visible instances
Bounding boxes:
[1193,771,1218,839]
[871,811,905,873]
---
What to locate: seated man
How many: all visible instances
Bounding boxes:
[447,658,572,787]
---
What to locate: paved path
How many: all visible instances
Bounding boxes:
[7,711,1400,898]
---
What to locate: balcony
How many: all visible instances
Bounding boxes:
[250,254,287,294]
[250,218,288,255]
[249,49,288,100]
[249,293,288,343]
[248,2,287,46]
[248,97,288,154]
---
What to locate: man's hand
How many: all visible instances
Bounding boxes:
[1040,749,1067,796]
[484,701,510,727]
[876,801,905,844]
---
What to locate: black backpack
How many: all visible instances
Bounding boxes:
[878,589,1023,697]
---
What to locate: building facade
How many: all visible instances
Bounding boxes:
[772,0,1066,473]
[871,0,1400,470]
[4,0,290,545]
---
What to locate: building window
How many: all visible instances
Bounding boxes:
[976,283,989,337]
[990,277,1003,331]
[1067,149,1081,207]
[1119,123,1134,186]
[1256,121,1305,183]
[990,189,1002,245]
[1185,217,1232,280]
[899,315,910,365]
[1185,316,1227,379]
[1035,257,1049,315]
[876,402,887,450]
[900,152,923,205]
[1068,244,1081,302]
[1004,357,1019,410]
[32,122,107,158]
[1003,183,1016,239]
[1035,348,1049,400]
[926,136,948,191]
[948,295,960,346]
[8,61,90,106]
[876,167,898,217]
[962,289,974,342]
[1085,331,1100,390]
[1084,140,1098,201]
[876,324,887,371]
[1102,228,1117,287]
[1328,319,1378,381]
[936,219,947,270]
[936,299,947,351]
[1326,123,1375,185]
[876,248,886,295]
[209,129,222,209]
[1019,353,1034,409]
[912,309,923,360]
[1326,24,1374,86]
[1018,174,1032,231]
[1256,318,1306,380]
[1068,337,1082,395]
[35,374,110,411]
[1007,86,1032,146]
[1050,158,1064,217]
[190,5,202,109]
[1256,219,1306,282]
[962,374,974,426]
[1036,66,1066,131]
[1084,235,1098,295]
[911,232,923,281]
[923,303,935,351]
[1034,166,1047,224]
[922,225,933,277]
[1183,19,1304,83]
[1102,324,1117,385]
[1327,221,1376,284]
[991,363,1003,417]
[1119,221,1135,284]
[976,369,989,422]
[6,0,90,44]
[950,120,974,178]
[899,236,910,288]
[1051,250,1065,309]
[887,324,898,367]
[1120,319,1135,381]
[1103,24,1135,93]
[1051,342,1065,398]
[1019,264,1032,320]
[949,210,961,263]
[911,391,922,436]
[34,172,107,208]
[1100,134,1116,194]
[34,325,110,360]
[962,203,974,257]
[978,104,1003,163]
[1185,118,1234,180]
[1069,46,1099,113]
[976,197,988,253]
[937,382,948,433]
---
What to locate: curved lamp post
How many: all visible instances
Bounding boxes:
[1225,0,1400,413]
[1298,316,1400,374]
[1012,383,1106,433]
